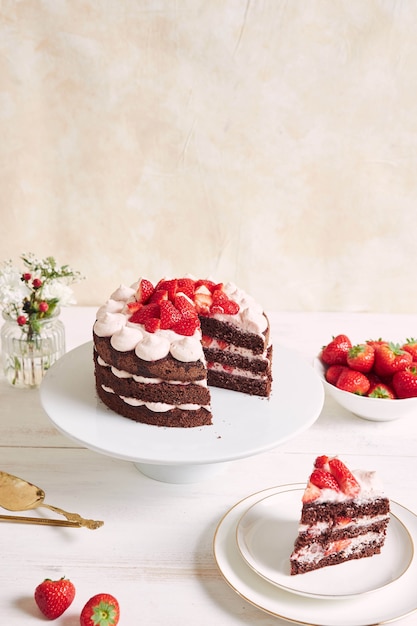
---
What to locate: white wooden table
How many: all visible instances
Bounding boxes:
[1,307,416,625]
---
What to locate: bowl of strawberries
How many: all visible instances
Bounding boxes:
[314,334,417,421]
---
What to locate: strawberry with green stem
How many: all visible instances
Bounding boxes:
[80,593,120,626]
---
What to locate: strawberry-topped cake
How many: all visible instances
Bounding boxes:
[290,455,390,575]
[93,276,272,427]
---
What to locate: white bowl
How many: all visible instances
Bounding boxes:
[313,357,417,422]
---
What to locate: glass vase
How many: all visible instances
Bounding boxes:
[1,310,66,388]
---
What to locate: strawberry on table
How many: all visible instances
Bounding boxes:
[34,576,75,619]
[321,334,352,366]
[373,342,412,378]
[80,593,120,626]
[336,368,370,396]
[392,365,417,398]
[347,343,375,373]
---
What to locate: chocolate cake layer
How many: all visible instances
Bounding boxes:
[207,370,272,396]
[290,539,385,575]
[95,360,211,405]
[96,383,212,427]
[204,348,270,373]
[199,316,269,354]
[94,334,206,381]
[300,498,390,524]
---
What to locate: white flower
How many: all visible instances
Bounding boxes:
[0,262,30,310]
[42,280,76,306]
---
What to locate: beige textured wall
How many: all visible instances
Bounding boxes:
[1,1,417,313]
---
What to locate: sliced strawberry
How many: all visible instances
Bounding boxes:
[302,482,321,503]
[328,458,360,497]
[222,300,239,315]
[195,279,216,292]
[174,294,197,320]
[210,305,224,315]
[177,278,195,299]
[172,317,200,336]
[314,455,330,470]
[309,468,340,491]
[130,303,160,324]
[144,317,161,333]
[201,335,213,348]
[160,300,182,329]
[126,301,143,313]
[194,291,212,315]
[149,289,169,304]
[335,516,352,527]
[211,289,229,306]
[136,278,154,304]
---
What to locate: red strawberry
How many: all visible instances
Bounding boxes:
[336,369,370,395]
[373,342,412,377]
[328,458,360,497]
[129,303,160,325]
[325,364,347,386]
[34,577,75,620]
[80,593,119,626]
[321,334,352,366]
[309,469,340,491]
[302,482,321,503]
[144,317,161,333]
[135,278,154,304]
[367,382,396,399]
[159,300,182,329]
[366,338,388,349]
[402,338,417,361]
[392,365,417,398]
[211,289,229,306]
[194,291,212,315]
[174,294,197,320]
[195,279,216,292]
[177,278,195,299]
[201,335,213,348]
[172,316,200,336]
[347,343,375,373]
[126,301,143,314]
[149,289,169,305]
[314,455,330,470]
[221,300,240,315]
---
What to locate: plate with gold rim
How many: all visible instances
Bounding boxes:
[213,485,417,626]
[235,487,413,599]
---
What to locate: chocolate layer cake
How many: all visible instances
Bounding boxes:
[93,277,272,427]
[290,455,390,575]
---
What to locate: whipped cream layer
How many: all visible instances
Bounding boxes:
[101,385,209,412]
[93,278,268,362]
[313,469,387,504]
[292,531,384,565]
[93,289,204,363]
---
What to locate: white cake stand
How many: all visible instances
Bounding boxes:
[40,342,324,483]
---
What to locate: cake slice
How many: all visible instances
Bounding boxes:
[290,455,390,575]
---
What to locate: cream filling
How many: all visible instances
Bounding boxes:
[101,385,209,412]
[292,531,384,564]
[207,361,269,381]
[97,356,207,386]
[299,514,389,537]
[204,337,268,360]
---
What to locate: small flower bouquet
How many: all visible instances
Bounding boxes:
[0,253,84,387]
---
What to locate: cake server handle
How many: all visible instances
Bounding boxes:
[0,513,83,527]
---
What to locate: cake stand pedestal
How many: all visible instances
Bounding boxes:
[40,342,324,484]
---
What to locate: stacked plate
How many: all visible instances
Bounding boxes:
[213,484,417,626]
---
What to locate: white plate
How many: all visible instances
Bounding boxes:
[236,488,413,599]
[213,485,417,626]
[40,342,324,481]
